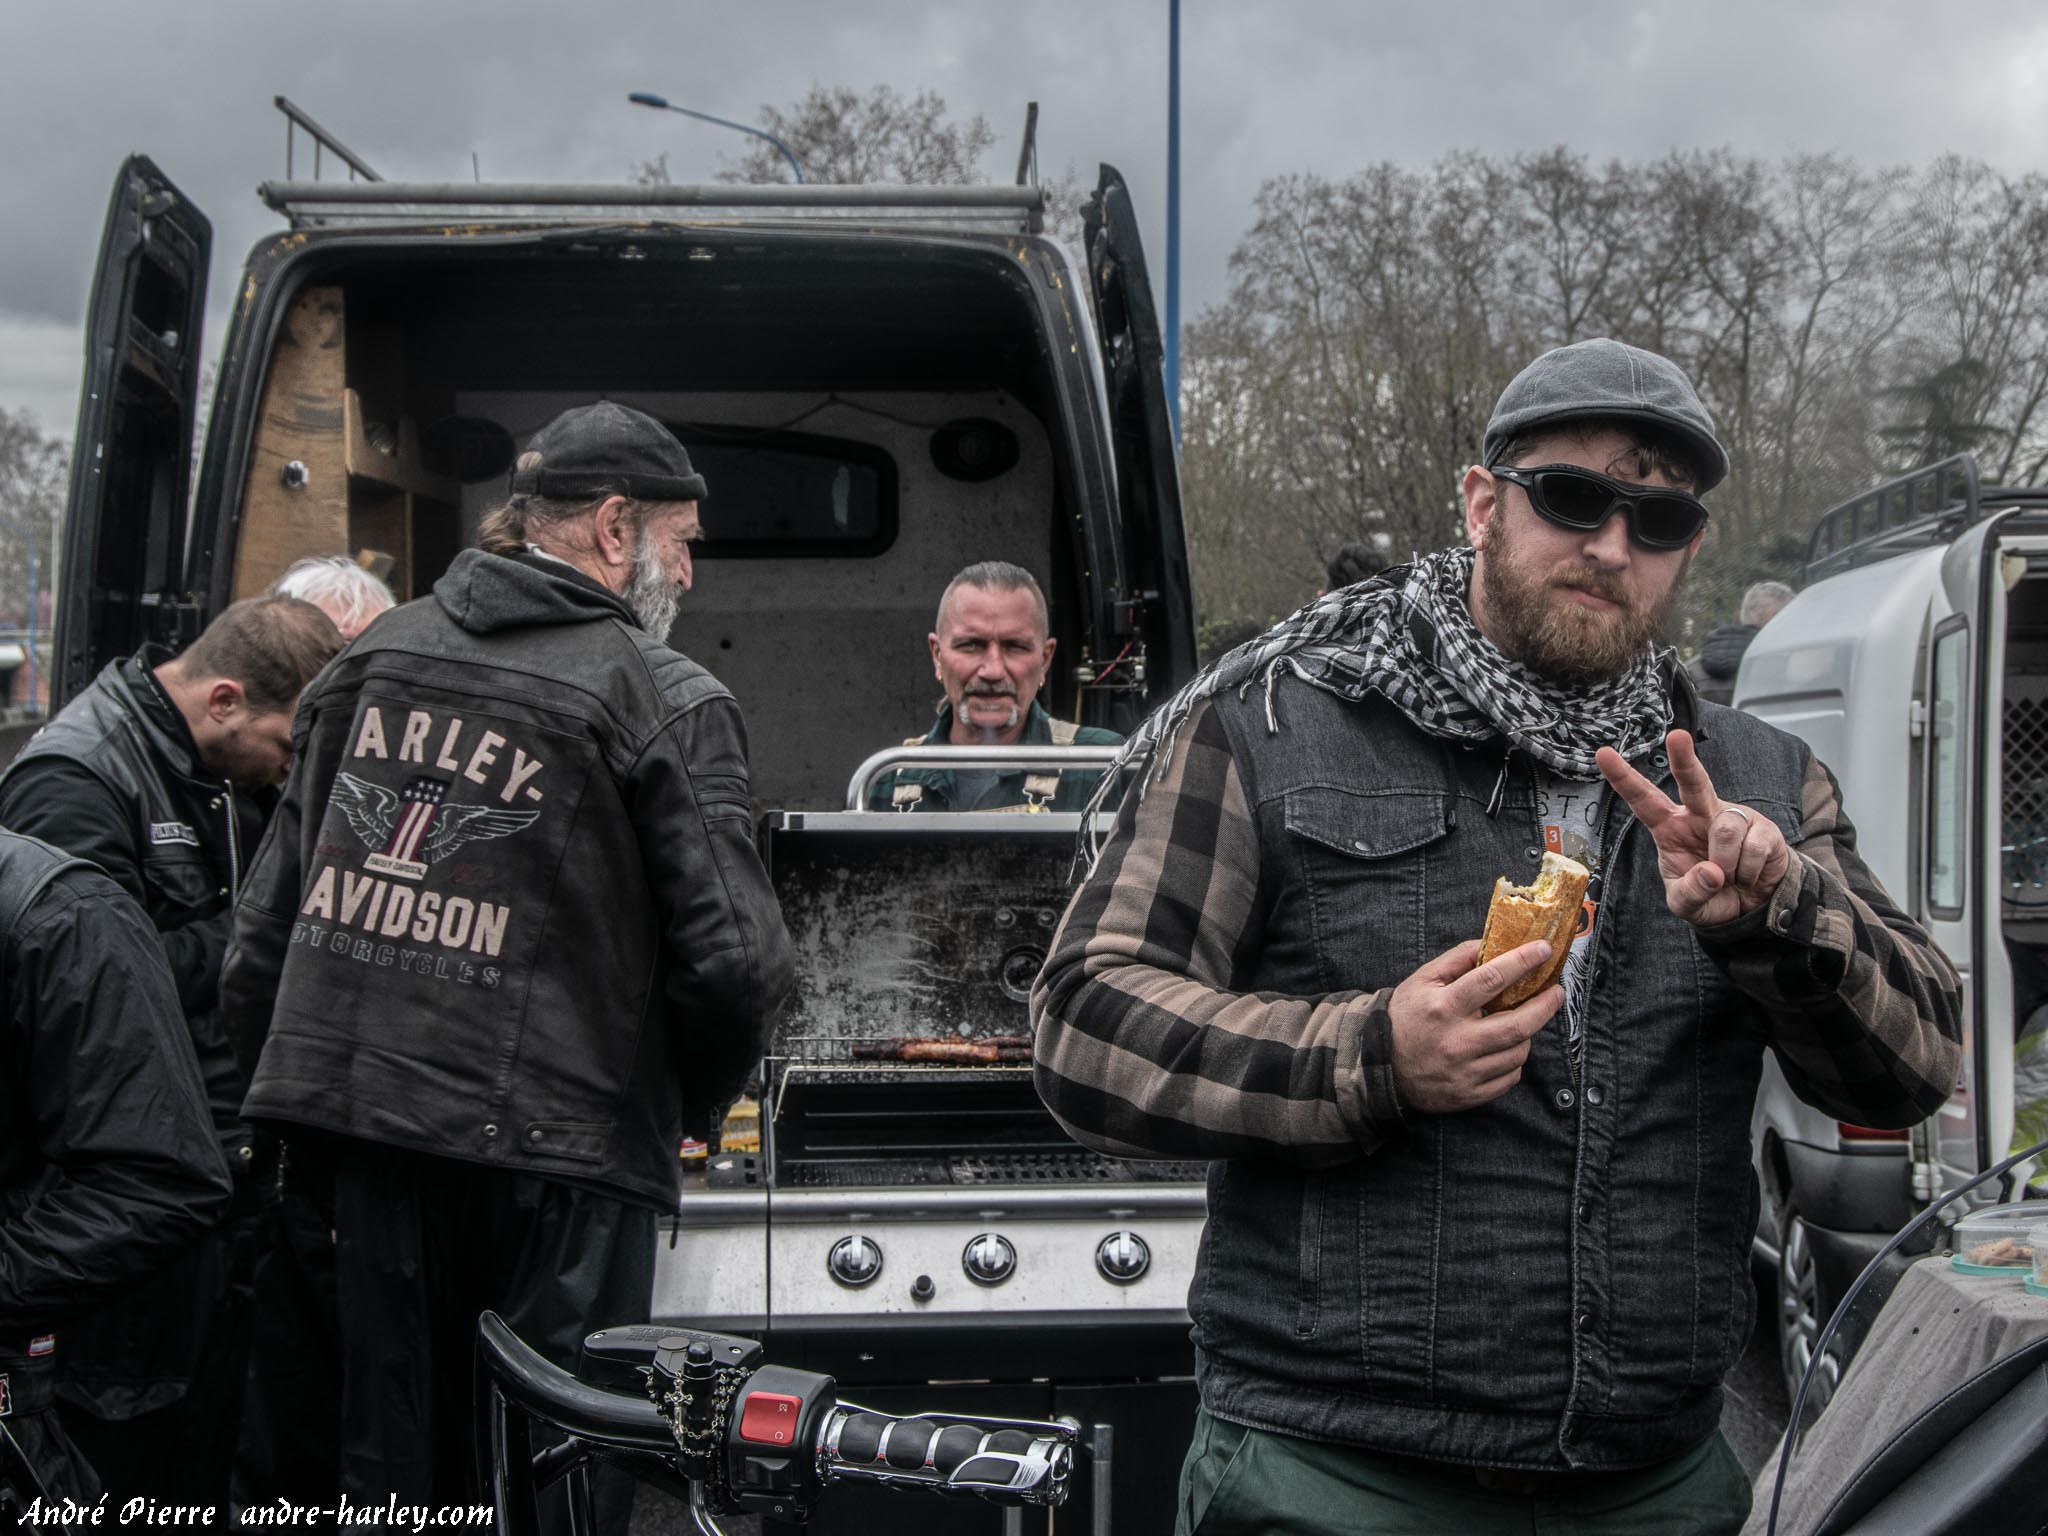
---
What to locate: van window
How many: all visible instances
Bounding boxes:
[1927,622,1967,915]
[679,426,896,557]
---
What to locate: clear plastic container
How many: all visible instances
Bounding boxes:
[2029,1226,2048,1297]
[1950,1204,2045,1274]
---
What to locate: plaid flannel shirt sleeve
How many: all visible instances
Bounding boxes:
[1029,700,1405,1166]
[1696,753,1963,1127]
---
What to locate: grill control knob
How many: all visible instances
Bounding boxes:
[1096,1230,1150,1284]
[962,1232,1017,1286]
[827,1235,882,1288]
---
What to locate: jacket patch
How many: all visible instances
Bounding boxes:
[349,705,546,803]
[297,870,511,958]
[26,1334,52,1358]
[0,1373,9,1416]
[332,772,538,882]
[149,820,201,847]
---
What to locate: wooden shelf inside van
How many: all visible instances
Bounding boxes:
[342,389,459,503]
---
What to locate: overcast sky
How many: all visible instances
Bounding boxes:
[4,0,2045,438]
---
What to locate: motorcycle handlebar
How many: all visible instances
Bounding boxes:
[818,1404,1076,1503]
[478,1312,1078,1531]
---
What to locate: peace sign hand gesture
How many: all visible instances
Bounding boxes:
[1595,729,1790,927]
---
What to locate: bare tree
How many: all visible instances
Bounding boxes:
[0,408,69,710]
[718,85,993,186]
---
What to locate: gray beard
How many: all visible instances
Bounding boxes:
[626,535,682,638]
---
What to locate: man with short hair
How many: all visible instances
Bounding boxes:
[1688,579,1797,706]
[0,832,232,1507]
[870,560,1121,812]
[0,594,341,1508]
[1033,339,1961,1535]
[223,400,794,1530]
[272,555,397,642]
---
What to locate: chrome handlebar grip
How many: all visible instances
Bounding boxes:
[816,1403,1080,1505]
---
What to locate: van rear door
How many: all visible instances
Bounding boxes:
[1929,512,2022,1184]
[1081,166,1195,688]
[54,156,211,706]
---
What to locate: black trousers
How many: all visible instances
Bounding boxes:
[329,1141,657,1532]
[55,1215,254,1510]
[233,1165,343,1513]
[2,1344,97,1511]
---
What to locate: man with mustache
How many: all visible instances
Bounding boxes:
[1033,339,1961,1535]
[223,401,793,1533]
[870,561,1120,812]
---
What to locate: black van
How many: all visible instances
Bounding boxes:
[58,157,1193,799]
[57,154,1201,1533]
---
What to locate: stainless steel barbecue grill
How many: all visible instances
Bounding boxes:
[653,784,1206,1534]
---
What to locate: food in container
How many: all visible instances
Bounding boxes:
[1950,1203,2045,1273]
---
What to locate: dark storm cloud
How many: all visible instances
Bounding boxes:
[3,0,2044,432]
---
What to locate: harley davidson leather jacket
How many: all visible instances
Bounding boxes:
[225,549,795,1209]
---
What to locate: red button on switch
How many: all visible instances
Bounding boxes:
[738,1391,805,1446]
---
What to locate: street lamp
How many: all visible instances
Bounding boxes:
[627,92,806,184]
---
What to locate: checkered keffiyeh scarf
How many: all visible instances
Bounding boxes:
[1084,546,1673,848]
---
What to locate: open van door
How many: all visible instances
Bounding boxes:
[1927,503,2022,1189]
[53,156,211,706]
[1080,166,1196,692]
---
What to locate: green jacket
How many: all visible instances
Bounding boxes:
[868,702,1122,812]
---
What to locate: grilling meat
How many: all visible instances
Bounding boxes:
[851,1034,1032,1063]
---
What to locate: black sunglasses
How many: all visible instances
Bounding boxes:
[1488,464,1709,551]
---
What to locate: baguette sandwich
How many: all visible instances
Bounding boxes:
[1477,851,1591,1008]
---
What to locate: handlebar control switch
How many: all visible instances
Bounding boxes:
[962,1232,1017,1286]
[827,1234,882,1288]
[1095,1230,1150,1284]
[726,1363,837,1515]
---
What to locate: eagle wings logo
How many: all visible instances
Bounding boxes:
[333,771,540,881]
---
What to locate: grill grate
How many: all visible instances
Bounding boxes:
[952,1152,1121,1184]
[777,1152,1209,1188]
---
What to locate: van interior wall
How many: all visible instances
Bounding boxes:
[458,389,1061,811]
[227,251,1082,811]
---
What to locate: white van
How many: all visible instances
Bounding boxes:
[1738,454,2048,1400]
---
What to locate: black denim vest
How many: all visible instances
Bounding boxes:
[1193,677,1809,1470]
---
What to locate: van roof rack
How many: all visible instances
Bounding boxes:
[256,179,1046,236]
[1804,455,2048,581]
[1804,456,1985,581]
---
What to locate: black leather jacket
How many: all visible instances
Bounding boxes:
[0,651,253,1156]
[0,831,232,1333]
[225,550,795,1209]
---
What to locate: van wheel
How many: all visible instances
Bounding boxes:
[1777,1199,1841,1414]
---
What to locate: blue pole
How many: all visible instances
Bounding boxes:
[1166,0,1182,441]
[23,538,36,713]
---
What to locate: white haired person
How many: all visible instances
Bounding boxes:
[1686,578,1794,706]
[271,557,396,642]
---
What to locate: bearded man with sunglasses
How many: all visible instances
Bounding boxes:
[1033,338,1962,1535]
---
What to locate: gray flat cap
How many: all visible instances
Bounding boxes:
[1484,338,1728,493]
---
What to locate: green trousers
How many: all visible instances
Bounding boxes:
[1176,1410,1752,1536]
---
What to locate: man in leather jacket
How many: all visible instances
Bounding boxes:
[224,402,794,1531]
[0,831,231,1509]
[0,595,340,1507]
[1033,341,1962,1535]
